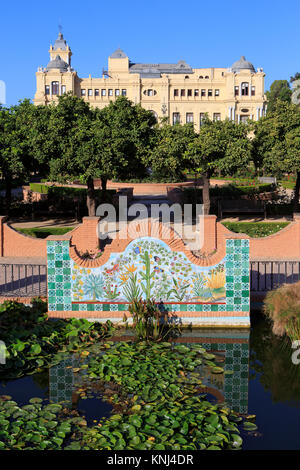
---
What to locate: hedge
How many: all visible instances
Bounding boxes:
[29,184,116,201]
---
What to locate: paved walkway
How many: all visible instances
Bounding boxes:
[8,218,79,230]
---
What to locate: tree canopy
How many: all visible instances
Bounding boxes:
[0,99,44,211]
[44,95,156,215]
[185,118,252,214]
[253,101,300,211]
[148,122,196,181]
[266,80,292,114]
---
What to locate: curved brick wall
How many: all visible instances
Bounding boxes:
[0,218,46,257]
[1,215,300,262]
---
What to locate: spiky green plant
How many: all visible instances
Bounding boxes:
[167,278,190,301]
[83,274,105,301]
[122,273,141,302]
[127,299,181,342]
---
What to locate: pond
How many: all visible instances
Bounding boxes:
[1,315,300,450]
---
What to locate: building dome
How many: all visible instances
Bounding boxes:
[231,56,256,73]
[46,55,69,72]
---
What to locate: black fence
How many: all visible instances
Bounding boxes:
[0,261,299,299]
[250,260,300,292]
[0,264,47,297]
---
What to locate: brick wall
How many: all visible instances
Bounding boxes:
[0,217,46,257]
[1,215,300,261]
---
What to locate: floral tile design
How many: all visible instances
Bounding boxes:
[47,237,250,318]
[71,237,226,304]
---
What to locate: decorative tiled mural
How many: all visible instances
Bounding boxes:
[71,238,226,303]
[47,237,250,326]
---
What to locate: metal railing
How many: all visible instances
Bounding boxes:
[250,260,300,292]
[0,260,298,298]
[0,264,47,297]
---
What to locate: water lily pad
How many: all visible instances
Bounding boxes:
[29,398,43,404]
[243,421,258,431]
[231,434,243,448]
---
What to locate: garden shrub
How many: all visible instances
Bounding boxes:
[29,184,116,203]
[264,281,300,340]
[182,183,275,206]
[210,183,275,198]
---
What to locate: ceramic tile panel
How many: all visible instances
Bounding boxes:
[47,237,250,325]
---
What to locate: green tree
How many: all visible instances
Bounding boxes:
[148,122,196,181]
[185,118,252,214]
[0,99,39,212]
[94,97,157,191]
[47,95,156,216]
[266,80,292,114]
[253,101,300,212]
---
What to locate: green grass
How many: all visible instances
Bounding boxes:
[222,221,290,237]
[16,227,74,239]
[279,181,296,190]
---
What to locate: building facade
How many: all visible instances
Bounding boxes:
[34,32,267,126]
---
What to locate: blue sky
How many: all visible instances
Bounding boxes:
[1,0,299,106]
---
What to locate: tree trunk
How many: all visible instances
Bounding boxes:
[293,171,300,214]
[194,172,197,207]
[87,176,96,217]
[4,173,12,215]
[101,177,107,203]
[202,172,210,215]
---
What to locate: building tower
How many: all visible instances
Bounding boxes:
[34,31,78,106]
[49,31,72,66]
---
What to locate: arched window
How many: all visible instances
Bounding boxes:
[51,81,59,95]
[143,89,157,96]
[241,82,249,96]
[199,76,203,79]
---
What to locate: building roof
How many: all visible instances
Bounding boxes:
[129,60,193,77]
[231,56,256,73]
[110,48,128,58]
[53,32,68,51]
[46,55,69,72]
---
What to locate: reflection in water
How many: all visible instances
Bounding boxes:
[5,320,300,449]
[177,329,249,414]
[48,329,250,415]
[49,357,74,404]
[250,316,300,405]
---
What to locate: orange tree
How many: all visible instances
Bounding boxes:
[253,101,300,212]
[185,118,252,214]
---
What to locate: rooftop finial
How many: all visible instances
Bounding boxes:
[58,19,63,38]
